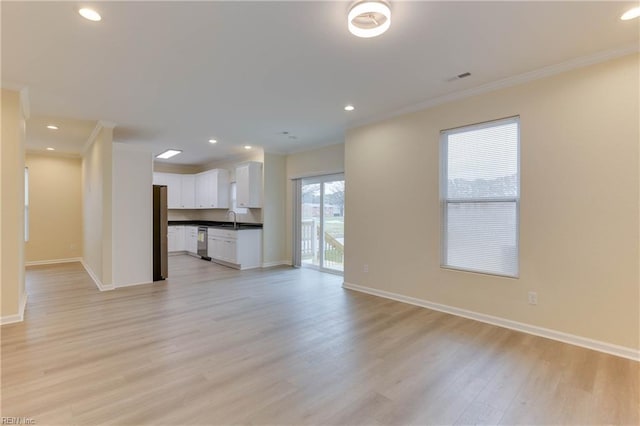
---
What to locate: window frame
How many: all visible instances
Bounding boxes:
[229,182,248,215]
[440,116,520,278]
[25,167,29,242]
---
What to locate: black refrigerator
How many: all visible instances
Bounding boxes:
[152,185,168,281]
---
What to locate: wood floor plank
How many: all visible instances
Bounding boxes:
[1,256,638,425]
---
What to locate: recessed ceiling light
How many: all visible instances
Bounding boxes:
[209,139,217,144]
[47,125,59,130]
[344,105,355,111]
[156,149,182,159]
[46,147,55,151]
[244,145,252,150]
[79,8,102,21]
[621,6,640,20]
[348,1,391,38]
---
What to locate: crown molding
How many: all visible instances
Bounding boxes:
[82,122,104,156]
[349,43,640,131]
[81,120,117,156]
[26,148,81,159]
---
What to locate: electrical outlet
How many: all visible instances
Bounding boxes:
[528,291,538,305]
[363,264,369,273]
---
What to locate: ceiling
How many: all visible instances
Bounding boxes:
[2,1,638,165]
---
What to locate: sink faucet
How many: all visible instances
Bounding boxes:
[227,211,237,229]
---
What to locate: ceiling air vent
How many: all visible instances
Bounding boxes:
[446,72,472,82]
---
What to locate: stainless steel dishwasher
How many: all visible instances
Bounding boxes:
[197,226,211,260]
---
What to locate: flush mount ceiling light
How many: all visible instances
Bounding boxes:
[209,139,217,144]
[348,1,391,38]
[46,125,59,130]
[621,6,640,20]
[156,149,182,159]
[79,8,102,21]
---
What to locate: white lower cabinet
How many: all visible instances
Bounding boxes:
[223,239,237,264]
[207,235,222,259]
[185,226,198,254]
[207,228,261,269]
[170,225,261,268]
[168,226,185,253]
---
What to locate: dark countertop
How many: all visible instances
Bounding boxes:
[168,220,263,230]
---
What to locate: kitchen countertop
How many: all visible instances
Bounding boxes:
[168,220,263,230]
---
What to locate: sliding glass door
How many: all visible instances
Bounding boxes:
[298,174,344,273]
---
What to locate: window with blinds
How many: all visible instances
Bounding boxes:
[441,117,520,277]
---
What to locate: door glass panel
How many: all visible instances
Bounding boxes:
[322,180,344,272]
[301,182,321,267]
[298,175,345,274]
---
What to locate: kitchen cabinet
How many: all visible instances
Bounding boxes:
[180,175,196,209]
[153,173,198,209]
[207,228,261,269]
[153,172,182,209]
[185,226,198,254]
[152,172,167,186]
[223,239,237,263]
[168,225,185,253]
[152,170,227,210]
[207,234,223,260]
[196,169,229,209]
[235,162,262,208]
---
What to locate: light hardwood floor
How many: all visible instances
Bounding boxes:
[2,256,638,425]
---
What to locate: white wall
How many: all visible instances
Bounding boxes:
[0,88,27,323]
[344,54,639,353]
[112,143,153,287]
[82,125,114,289]
[263,153,287,266]
[25,153,82,263]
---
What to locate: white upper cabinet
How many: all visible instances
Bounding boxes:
[195,169,229,209]
[153,172,182,209]
[180,174,196,209]
[236,162,262,208]
[154,167,239,210]
[152,172,168,186]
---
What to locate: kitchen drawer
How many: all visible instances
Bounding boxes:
[208,227,237,239]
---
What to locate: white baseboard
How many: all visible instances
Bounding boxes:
[80,260,114,291]
[26,257,82,266]
[261,260,292,268]
[342,282,640,362]
[1,292,28,325]
[115,280,153,289]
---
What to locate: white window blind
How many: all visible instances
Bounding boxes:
[441,117,520,277]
